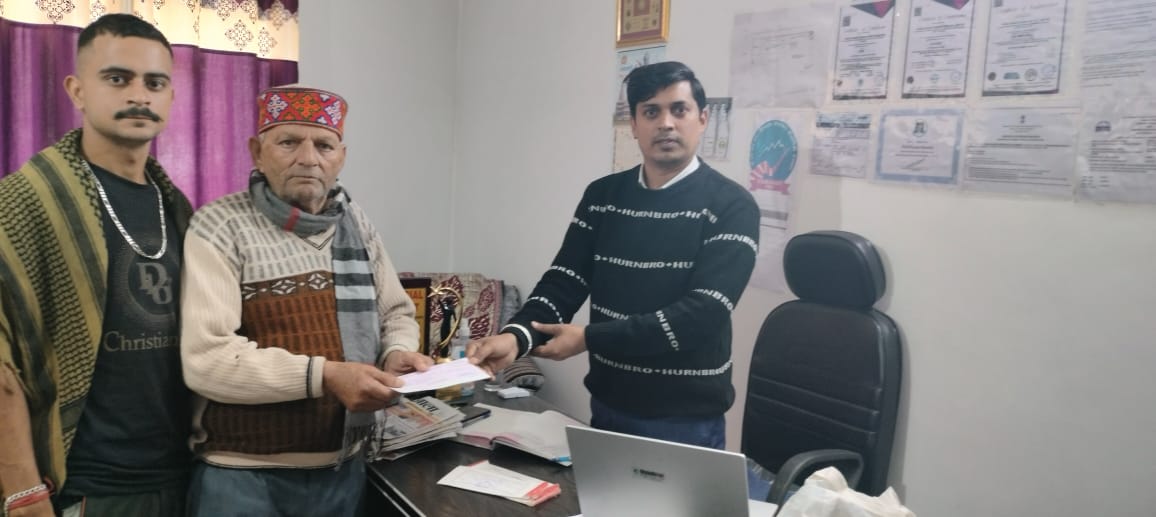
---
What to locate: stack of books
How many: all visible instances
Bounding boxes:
[370,396,464,461]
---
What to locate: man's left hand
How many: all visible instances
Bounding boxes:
[530,321,587,361]
[383,350,434,375]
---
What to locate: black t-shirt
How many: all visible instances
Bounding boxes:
[63,163,191,496]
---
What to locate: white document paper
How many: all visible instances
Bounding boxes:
[982,0,1068,96]
[963,108,1078,197]
[730,5,831,108]
[1078,104,1156,203]
[1081,0,1156,99]
[876,109,963,185]
[901,0,976,98]
[394,358,491,394]
[438,461,547,499]
[812,112,873,178]
[833,0,896,100]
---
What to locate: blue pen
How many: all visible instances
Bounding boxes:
[552,456,570,463]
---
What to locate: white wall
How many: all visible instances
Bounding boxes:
[450,0,617,419]
[298,0,459,272]
[304,1,1156,516]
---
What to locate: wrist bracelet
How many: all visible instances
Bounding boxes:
[4,484,49,515]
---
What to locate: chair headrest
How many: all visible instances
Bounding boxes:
[783,231,886,308]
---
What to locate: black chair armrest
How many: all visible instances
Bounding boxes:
[768,449,864,508]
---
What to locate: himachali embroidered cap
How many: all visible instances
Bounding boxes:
[257,84,348,139]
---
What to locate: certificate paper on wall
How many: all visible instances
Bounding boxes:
[747,110,811,293]
[902,0,976,98]
[1081,0,1156,100]
[875,109,963,186]
[963,108,1078,197]
[1077,104,1156,204]
[812,112,873,178]
[833,0,896,100]
[730,6,832,108]
[614,45,666,122]
[982,0,1068,96]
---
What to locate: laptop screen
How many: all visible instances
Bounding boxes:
[566,425,751,517]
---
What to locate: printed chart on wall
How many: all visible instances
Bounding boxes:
[730,5,831,108]
[698,97,733,162]
[902,0,976,98]
[747,111,810,293]
[963,107,1079,197]
[982,0,1068,96]
[832,0,896,100]
[875,109,964,186]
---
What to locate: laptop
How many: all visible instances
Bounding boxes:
[566,425,752,517]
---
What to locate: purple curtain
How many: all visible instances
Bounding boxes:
[0,18,83,174]
[156,46,297,206]
[0,18,297,208]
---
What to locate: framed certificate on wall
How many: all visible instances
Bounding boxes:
[617,0,670,48]
[400,277,432,355]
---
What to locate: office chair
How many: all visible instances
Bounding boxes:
[741,230,902,509]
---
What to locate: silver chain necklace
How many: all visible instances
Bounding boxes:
[82,160,167,260]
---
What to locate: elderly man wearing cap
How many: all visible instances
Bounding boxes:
[179,85,431,516]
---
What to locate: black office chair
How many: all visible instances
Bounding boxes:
[741,230,902,509]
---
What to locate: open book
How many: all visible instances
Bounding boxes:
[453,404,586,466]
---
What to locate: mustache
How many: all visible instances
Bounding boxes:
[653,135,681,144]
[114,107,162,122]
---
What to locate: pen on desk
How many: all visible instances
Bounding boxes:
[552,456,570,463]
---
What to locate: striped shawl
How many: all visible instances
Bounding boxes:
[0,129,192,489]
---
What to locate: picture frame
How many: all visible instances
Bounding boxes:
[400,277,432,355]
[616,0,670,48]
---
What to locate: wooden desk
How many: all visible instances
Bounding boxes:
[364,391,581,517]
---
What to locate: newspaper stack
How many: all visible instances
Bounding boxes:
[370,396,464,461]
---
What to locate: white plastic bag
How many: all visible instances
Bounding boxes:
[776,467,916,517]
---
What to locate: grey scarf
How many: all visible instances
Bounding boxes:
[249,171,379,460]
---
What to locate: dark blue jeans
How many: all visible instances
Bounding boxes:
[589,396,726,449]
[187,457,364,517]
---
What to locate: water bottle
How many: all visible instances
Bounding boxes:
[451,317,475,397]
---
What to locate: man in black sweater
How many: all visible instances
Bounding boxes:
[468,62,759,449]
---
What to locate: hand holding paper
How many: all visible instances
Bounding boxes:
[394,358,491,394]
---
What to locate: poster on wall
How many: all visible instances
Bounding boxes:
[1077,103,1156,204]
[730,5,831,108]
[832,0,896,100]
[875,108,964,186]
[615,45,666,121]
[981,0,1068,96]
[698,97,733,161]
[612,122,643,172]
[812,111,873,178]
[1081,0,1156,101]
[747,111,811,293]
[962,107,1079,197]
[901,0,976,98]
